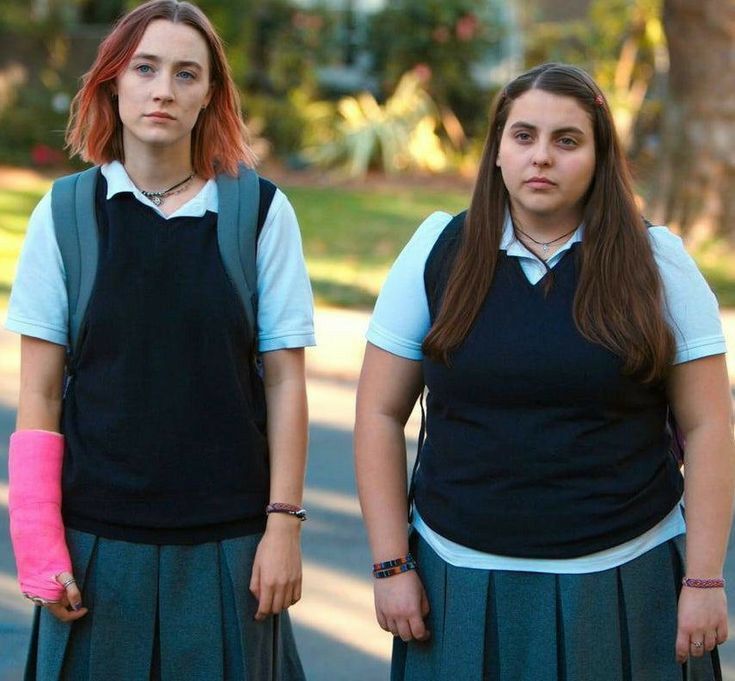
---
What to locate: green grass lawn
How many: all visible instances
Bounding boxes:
[1,173,733,310]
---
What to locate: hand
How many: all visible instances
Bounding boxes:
[676,586,728,663]
[374,569,430,642]
[249,515,302,621]
[32,571,88,623]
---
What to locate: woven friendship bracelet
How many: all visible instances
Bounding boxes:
[265,503,307,521]
[373,561,418,579]
[372,553,415,572]
[682,577,726,589]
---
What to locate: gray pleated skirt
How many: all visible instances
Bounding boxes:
[392,533,721,681]
[25,529,305,680]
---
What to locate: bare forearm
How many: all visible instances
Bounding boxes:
[684,425,735,576]
[354,412,412,563]
[263,358,308,506]
[16,391,62,431]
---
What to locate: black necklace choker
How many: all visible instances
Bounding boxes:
[139,173,195,206]
[513,223,577,257]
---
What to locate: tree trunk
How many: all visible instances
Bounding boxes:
[655,0,735,242]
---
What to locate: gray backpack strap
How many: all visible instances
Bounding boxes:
[216,166,260,334]
[51,166,100,352]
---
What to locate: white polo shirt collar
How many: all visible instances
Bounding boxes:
[101,161,217,219]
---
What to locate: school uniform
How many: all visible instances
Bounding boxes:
[367,210,726,680]
[6,162,315,680]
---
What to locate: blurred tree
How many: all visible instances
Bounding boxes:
[523,0,665,149]
[655,0,734,240]
[366,0,506,138]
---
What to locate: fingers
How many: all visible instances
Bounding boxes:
[703,630,718,652]
[375,581,431,643]
[676,630,721,663]
[716,623,728,644]
[56,571,83,611]
[253,577,301,622]
[675,629,690,664]
[42,572,87,623]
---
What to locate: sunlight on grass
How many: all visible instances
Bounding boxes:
[0,169,733,312]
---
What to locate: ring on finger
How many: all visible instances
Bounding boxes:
[691,641,704,649]
[61,577,76,589]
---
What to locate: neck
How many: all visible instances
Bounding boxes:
[509,206,582,240]
[122,135,194,190]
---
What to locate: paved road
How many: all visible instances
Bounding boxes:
[1,307,734,680]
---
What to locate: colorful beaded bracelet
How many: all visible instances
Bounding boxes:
[373,561,418,579]
[681,577,725,589]
[372,553,415,572]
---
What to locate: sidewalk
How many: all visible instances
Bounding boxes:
[0,306,734,680]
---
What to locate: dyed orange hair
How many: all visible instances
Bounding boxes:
[66,0,255,178]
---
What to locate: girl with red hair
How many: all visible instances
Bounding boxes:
[6,1,312,678]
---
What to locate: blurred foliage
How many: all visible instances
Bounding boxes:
[0,0,341,162]
[303,71,455,178]
[523,0,665,149]
[366,0,506,139]
[0,0,670,172]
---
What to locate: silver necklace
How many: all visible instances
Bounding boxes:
[139,173,194,206]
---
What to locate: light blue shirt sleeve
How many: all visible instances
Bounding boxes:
[650,226,727,364]
[5,190,69,346]
[256,190,316,352]
[5,181,316,352]
[366,211,452,360]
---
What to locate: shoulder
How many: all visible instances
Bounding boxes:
[396,210,456,270]
[646,224,701,277]
[646,225,726,364]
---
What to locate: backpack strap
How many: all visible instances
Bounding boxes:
[216,166,260,334]
[51,166,100,352]
[53,164,265,354]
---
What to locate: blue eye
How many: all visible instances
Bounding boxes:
[177,71,195,80]
[514,131,532,142]
[136,64,153,74]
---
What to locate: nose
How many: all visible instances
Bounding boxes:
[531,141,552,167]
[152,74,174,102]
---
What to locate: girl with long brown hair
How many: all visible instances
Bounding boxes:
[6,1,312,677]
[355,63,733,679]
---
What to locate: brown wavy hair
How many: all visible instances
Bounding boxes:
[423,63,674,383]
[65,0,256,178]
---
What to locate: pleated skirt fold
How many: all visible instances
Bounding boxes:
[25,529,305,681]
[392,534,721,681]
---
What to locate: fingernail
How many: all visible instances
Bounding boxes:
[71,602,82,612]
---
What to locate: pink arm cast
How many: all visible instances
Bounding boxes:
[8,429,71,601]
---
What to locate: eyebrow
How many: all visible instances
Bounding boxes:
[131,53,204,69]
[509,121,587,136]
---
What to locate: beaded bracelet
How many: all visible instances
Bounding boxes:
[373,562,418,579]
[372,554,418,579]
[681,577,725,589]
[372,553,415,572]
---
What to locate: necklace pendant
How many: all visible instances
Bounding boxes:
[542,243,549,254]
[151,195,163,206]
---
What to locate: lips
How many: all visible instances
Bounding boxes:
[525,176,555,186]
[145,112,175,120]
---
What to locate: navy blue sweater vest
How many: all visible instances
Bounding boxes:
[61,176,274,544]
[417,213,683,558]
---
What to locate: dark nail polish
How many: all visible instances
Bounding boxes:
[72,603,82,612]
